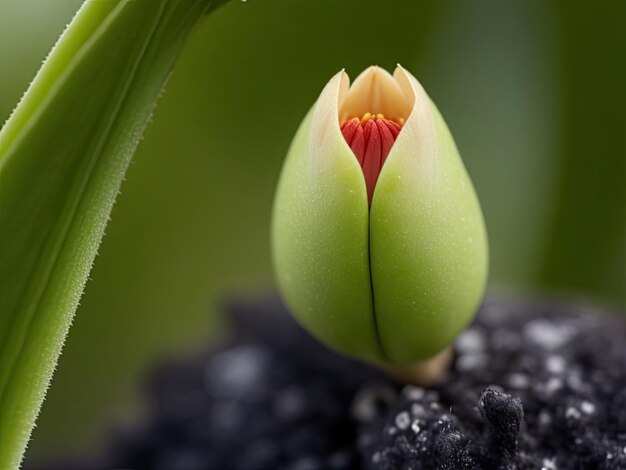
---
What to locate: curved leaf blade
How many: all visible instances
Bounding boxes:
[0,0,222,466]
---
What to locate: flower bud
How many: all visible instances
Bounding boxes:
[272,66,488,364]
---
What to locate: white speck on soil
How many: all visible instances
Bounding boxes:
[565,406,581,420]
[205,346,269,395]
[411,419,421,434]
[523,320,575,350]
[456,328,486,354]
[580,401,595,415]
[456,353,488,371]
[508,372,530,389]
[541,457,557,470]
[402,385,425,400]
[395,411,411,430]
[544,377,563,396]
[545,355,567,374]
[411,403,426,417]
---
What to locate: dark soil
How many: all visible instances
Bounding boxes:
[47,297,626,470]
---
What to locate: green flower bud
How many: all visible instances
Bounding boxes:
[271,66,488,364]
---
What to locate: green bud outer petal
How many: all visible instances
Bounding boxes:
[271,72,384,362]
[370,66,489,362]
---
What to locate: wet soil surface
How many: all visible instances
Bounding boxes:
[48,297,626,470]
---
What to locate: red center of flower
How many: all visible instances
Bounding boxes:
[341,113,404,205]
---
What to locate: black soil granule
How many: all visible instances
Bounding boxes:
[51,298,626,470]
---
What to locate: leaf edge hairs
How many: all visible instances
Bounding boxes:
[0,0,228,467]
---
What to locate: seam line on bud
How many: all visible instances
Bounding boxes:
[367,222,389,362]
[340,113,405,362]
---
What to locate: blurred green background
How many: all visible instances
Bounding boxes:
[0,0,624,464]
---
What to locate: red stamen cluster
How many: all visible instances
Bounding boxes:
[341,113,404,204]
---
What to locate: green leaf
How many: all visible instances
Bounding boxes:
[0,0,225,466]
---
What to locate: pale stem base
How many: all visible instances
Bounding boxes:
[379,347,453,386]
